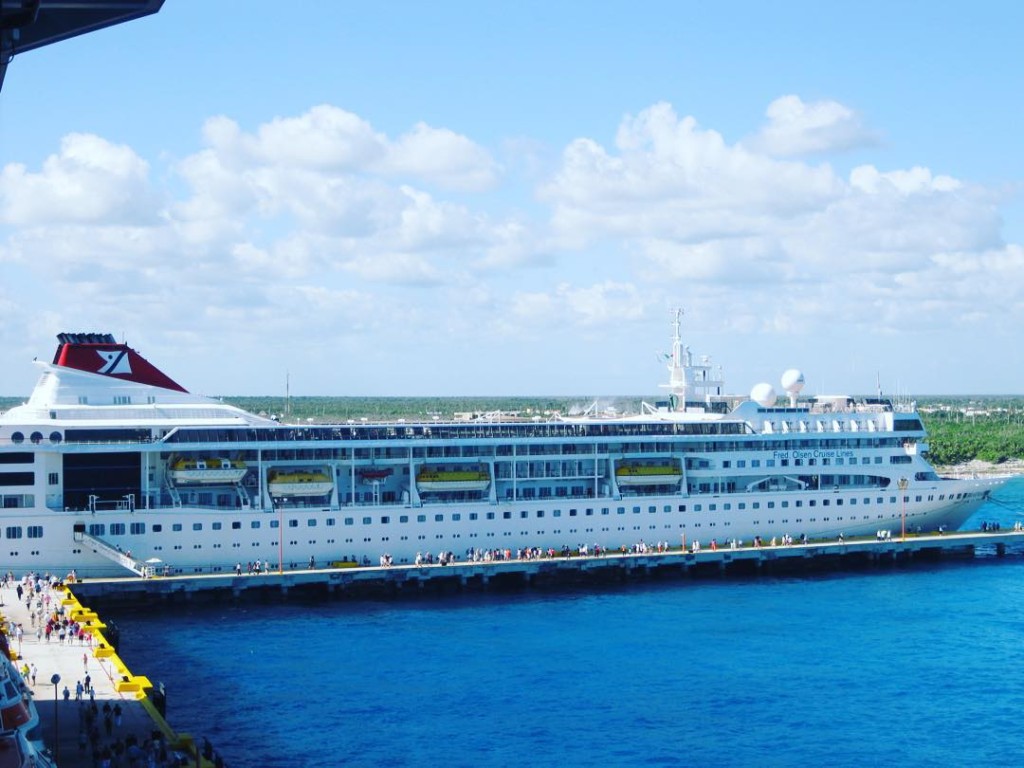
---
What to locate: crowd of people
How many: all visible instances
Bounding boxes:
[2,571,226,767]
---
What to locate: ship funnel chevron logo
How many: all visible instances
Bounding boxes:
[96,349,132,375]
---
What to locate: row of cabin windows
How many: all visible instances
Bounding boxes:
[5,490,966,542]
[75,491,962,538]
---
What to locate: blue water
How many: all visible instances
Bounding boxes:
[110,478,1024,767]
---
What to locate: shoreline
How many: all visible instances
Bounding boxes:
[937,459,1024,477]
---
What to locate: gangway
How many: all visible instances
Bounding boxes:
[72,525,151,577]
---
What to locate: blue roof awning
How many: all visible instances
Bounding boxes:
[0,0,166,92]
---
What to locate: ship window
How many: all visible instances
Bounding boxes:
[327,518,336,526]
[270,520,280,528]
[649,506,656,514]
[48,473,59,485]
[468,513,477,521]
[10,432,23,444]
[452,514,460,521]
[678,505,685,512]
[88,524,105,536]
[363,517,372,525]
[0,472,33,487]
[435,514,444,522]
[5,526,21,539]
[486,512,495,520]
[767,502,775,509]
[193,523,202,531]
[232,522,241,530]
[152,524,162,533]
[251,521,261,529]
[709,504,716,511]
[30,432,42,444]
[50,432,61,444]
[416,515,425,523]
[345,518,354,525]
[738,503,745,510]
[633,506,641,514]
[27,526,42,538]
[520,511,529,519]
[751,460,761,467]
[915,495,922,502]
[172,524,182,532]
[503,511,512,519]
[130,523,145,535]
[694,505,702,512]
[752,503,759,509]
[212,522,222,530]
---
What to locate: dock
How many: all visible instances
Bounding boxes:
[0,580,218,767]
[69,527,1024,605]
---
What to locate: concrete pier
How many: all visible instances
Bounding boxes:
[68,528,1024,606]
[0,580,216,767]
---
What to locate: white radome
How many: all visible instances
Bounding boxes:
[781,368,805,394]
[750,382,777,407]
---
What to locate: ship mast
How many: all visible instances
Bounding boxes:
[657,308,725,412]
[660,308,687,409]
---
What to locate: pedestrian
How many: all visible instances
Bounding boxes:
[76,680,83,701]
[63,685,70,701]
[113,702,122,727]
[30,664,36,686]
[83,652,89,671]
[84,674,91,693]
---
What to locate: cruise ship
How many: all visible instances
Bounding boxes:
[0,315,1007,577]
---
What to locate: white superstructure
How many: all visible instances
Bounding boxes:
[0,326,1006,577]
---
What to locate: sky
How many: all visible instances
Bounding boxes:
[1,1,1023,398]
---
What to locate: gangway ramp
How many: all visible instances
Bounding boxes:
[72,524,150,576]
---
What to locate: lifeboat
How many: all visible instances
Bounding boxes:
[358,467,394,483]
[169,457,247,485]
[416,466,490,492]
[615,462,683,486]
[267,469,334,497]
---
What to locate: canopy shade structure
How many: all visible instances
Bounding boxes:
[0,0,165,92]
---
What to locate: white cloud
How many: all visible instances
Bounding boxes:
[0,134,159,226]
[1,95,1022,395]
[746,95,877,157]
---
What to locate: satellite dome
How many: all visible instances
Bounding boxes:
[750,382,777,407]
[781,369,805,394]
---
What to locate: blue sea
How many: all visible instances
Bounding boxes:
[110,477,1024,767]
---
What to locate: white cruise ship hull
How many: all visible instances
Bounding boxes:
[0,329,1010,578]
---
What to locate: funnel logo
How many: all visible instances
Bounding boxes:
[96,349,132,375]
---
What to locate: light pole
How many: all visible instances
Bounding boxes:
[50,672,60,764]
[898,477,909,541]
